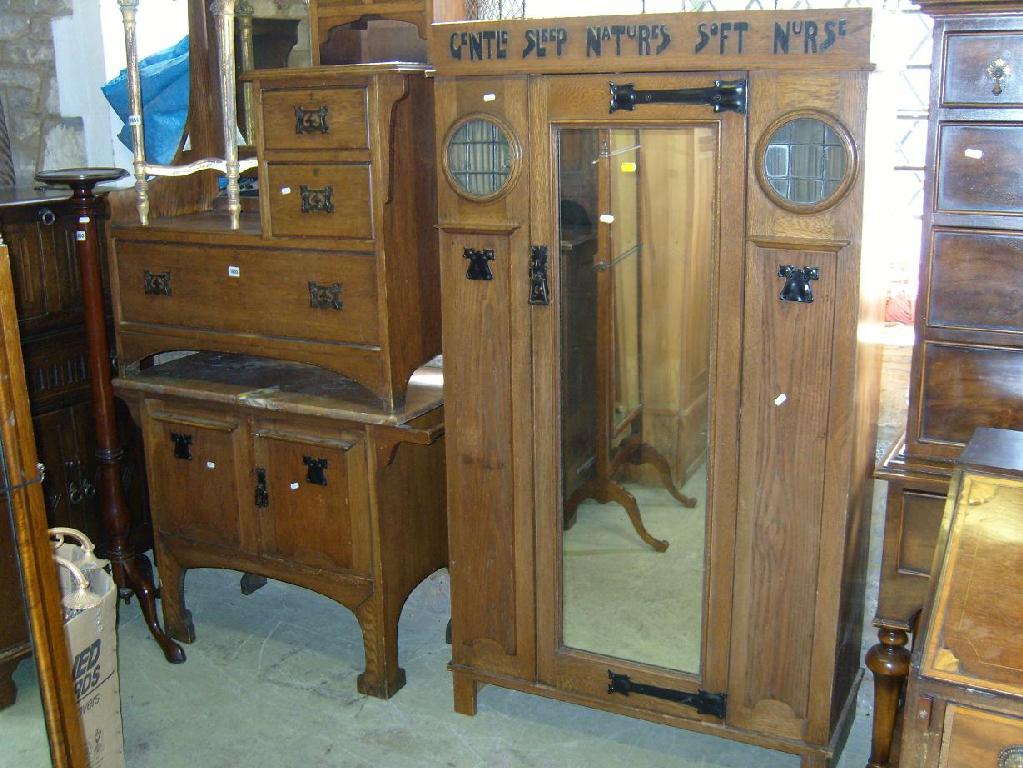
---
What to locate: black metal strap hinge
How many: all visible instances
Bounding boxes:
[255,467,269,508]
[170,433,192,460]
[609,79,747,114]
[528,245,550,306]
[607,671,727,720]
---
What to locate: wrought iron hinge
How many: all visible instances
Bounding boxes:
[464,248,495,281]
[170,433,192,460]
[777,265,820,303]
[609,79,747,114]
[303,456,328,486]
[528,245,550,306]
[255,467,269,508]
[607,671,727,720]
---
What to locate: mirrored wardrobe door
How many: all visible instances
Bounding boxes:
[532,72,747,711]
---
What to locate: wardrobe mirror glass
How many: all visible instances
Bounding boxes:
[761,116,849,207]
[445,117,516,200]
[557,125,715,674]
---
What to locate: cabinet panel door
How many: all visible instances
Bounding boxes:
[143,406,246,549]
[253,430,371,576]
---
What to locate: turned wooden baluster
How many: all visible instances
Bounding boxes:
[34,168,185,664]
[865,626,912,768]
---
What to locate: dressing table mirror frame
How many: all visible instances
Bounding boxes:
[442,112,523,203]
[0,241,87,768]
[754,108,858,215]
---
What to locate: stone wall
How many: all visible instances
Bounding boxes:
[0,0,85,188]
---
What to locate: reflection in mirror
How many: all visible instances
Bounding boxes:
[762,116,849,206]
[558,126,716,674]
[445,117,515,199]
[0,479,50,766]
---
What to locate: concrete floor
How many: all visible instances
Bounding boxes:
[0,332,912,768]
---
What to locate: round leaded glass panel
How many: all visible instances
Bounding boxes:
[445,117,516,200]
[761,115,853,210]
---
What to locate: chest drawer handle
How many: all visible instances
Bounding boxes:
[309,281,342,310]
[987,58,1012,96]
[303,456,328,486]
[144,270,172,296]
[777,265,819,303]
[295,105,329,134]
[255,467,269,508]
[170,433,192,460]
[465,248,495,281]
[300,185,334,214]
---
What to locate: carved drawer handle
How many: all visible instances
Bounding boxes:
[987,57,1012,96]
[300,185,334,214]
[309,281,342,311]
[295,105,329,134]
[144,270,172,296]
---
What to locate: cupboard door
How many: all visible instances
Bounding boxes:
[252,430,371,577]
[532,73,745,709]
[436,75,536,682]
[143,406,247,550]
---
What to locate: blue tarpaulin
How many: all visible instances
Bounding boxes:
[101,36,189,166]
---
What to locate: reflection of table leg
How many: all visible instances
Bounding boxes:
[615,435,698,509]
[565,478,669,552]
[34,168,185,664]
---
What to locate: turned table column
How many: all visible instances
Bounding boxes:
[34,168,184,664]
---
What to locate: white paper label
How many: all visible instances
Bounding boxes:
[76,231,86,241]
[281,186,292,195]
[774,393,787,406]
[78,216,90,224]
[483,93,497,102]
[128,114,142,126]
[290,482,299,490]
[206,461,216,469]
[228,265,240,277]
[599,214,615,224]
[964,148,984,160]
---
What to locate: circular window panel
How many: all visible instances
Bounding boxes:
[444,115,520,201]
[757,113,856,213]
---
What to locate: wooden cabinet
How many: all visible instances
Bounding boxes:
[112,64,440,410]
[432,10,877,767]
[871,8,1023,765]
[113,352,447,698]
[900,429,1023,768]
[0,190,149,708]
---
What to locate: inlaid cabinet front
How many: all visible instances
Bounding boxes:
[433,10,878,767]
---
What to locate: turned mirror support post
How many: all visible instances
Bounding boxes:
[34,168,185,665]
[865,625,911,768]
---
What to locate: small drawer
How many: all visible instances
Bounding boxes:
[940,705,1023,768]
[937,124,1023,215]
[943,32,1023,107]
[265,163,373,240]
[260,85,369,152]
[927,229,1023,332]
[115,241,380,346]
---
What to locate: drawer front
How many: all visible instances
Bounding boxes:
[116,241,380,345]
[943,32,1023,107]
[928,229,1023,333]
[143,407,245,549]
[937,124,1023,215]
[940,705,1023,768]
[260,85,369,152]
[920,342,1023,445]
[253,429,371,576]
[266,163,373,240]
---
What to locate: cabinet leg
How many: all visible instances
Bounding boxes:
[239,573,267,595]
[452,671,479,716]
[355,601,405,699]
[865,626,911,768]
[0,657,20,709]
[156,550,195,645]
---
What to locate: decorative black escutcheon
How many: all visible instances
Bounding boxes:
[609,79,747,114]
[607,671,727,719]
[300,185,334,214]
[777,265,820,303]
[528,245,550,306]
[464,248,495,281]
[294,104,329,134]
[309,281,343,310]
[144,270,172,296]
[303,456,328,486]
[170,432,192,460]
[255,467,269,508]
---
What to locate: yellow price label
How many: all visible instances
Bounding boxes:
[620,161,637,173]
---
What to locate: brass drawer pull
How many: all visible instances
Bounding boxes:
[295,105,329,134]
[987,57,1012,96]
[144,269,172,296]
[300,185,334,214]
[309,281,342,311]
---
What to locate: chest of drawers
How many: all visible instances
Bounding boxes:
[111,64,439,410]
